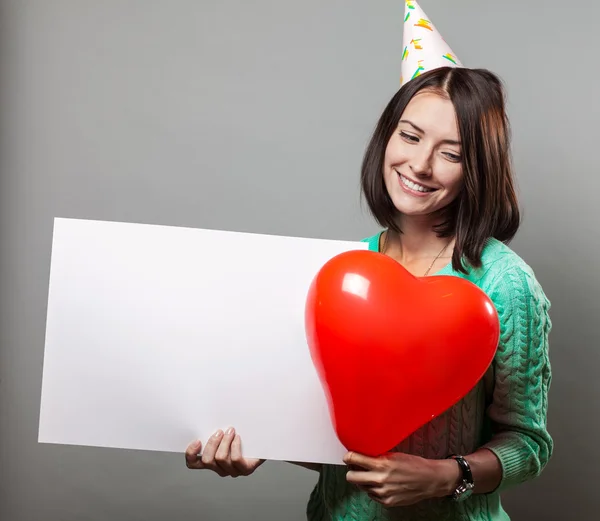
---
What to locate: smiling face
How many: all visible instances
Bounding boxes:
[383,90,464,220]
[361,67,520,272]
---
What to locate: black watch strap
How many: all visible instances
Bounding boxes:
[448,455,474,501]
[452,455,473,482]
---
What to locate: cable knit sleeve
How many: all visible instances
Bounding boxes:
[481,264,553,492]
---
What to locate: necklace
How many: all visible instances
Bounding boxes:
[423,240,451,277]
[381,231,452,277]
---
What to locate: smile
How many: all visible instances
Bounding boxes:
[397,172,437,193]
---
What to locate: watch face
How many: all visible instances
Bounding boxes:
[454,481,474,502]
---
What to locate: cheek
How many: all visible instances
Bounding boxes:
[436,164,464,193]
[448,175,464,194]
[384,139,409,168]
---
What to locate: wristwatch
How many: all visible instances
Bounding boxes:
[448,455,474,502]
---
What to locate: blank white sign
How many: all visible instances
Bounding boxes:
[38,218,368,464]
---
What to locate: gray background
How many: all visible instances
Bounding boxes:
[0,0,595,519]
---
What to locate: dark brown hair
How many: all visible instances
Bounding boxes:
[360,66,520,273]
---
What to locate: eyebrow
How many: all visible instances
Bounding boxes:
[399,119,461,146]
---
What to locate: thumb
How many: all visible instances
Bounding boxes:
[185,440,204,467]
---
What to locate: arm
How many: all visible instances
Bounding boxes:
[345,448,502,506]
[442,265,553,494]
[346,265,553,506]
[434,448,502,496]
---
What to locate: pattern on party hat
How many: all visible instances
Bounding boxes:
[400,0,462,86]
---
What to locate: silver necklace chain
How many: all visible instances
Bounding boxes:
[381,231,452,277]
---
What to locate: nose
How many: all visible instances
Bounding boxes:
[409,147,433,178]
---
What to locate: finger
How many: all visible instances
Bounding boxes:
[343,451,379,471]
[185,440,204,470]
[230,433,247,475]
[354,483,387,504]
[231,434,261,476]
[201,430,227,476]
[367,489,386,503]
[346,469,382,487]
[214,427,239,477]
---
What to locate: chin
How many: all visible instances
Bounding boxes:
[388,192,432,217]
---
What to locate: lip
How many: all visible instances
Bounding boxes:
[396,171,438,197]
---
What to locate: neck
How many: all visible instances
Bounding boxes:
[387,215,454,264]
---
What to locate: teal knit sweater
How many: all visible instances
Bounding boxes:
[306,232,553,521]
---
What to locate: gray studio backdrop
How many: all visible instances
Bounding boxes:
[0,0,595,520]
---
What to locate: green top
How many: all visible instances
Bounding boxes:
[306,232,553,521]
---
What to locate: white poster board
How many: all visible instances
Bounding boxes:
[38,218,368,464]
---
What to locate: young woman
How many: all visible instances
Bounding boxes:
[184,66,553,521]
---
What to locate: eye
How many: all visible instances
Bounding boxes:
[399,131,419,143]
[443,152,462,163]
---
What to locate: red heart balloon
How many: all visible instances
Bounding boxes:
[305,249,499,456]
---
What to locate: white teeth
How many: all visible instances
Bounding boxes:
[399,174,434,193]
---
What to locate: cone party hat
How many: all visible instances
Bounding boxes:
[401,1,462,86]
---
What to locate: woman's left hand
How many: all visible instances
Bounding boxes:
[344,450,459,508]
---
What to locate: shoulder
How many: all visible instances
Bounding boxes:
[360,231,383,252]
[463,238,540,288]
[473,239,551,324]
[479,238,531,273]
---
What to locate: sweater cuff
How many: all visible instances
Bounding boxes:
[482,434,527,491]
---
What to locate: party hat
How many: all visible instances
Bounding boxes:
[400,1,462,86]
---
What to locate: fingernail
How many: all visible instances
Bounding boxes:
[226,427,235,436]
[212,429,223,438]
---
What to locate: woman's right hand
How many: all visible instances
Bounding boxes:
[185,427,265,477]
